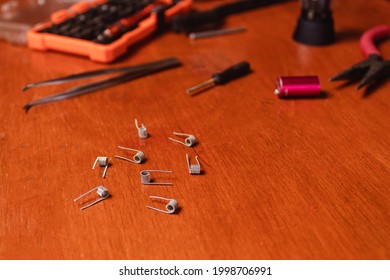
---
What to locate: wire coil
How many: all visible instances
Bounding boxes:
[147,196,178,214]
[140,170,173,185]
[168,132,197,147]
[114,146,145,164]
[135,119,148,138]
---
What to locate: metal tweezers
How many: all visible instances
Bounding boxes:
[22,57,181,111]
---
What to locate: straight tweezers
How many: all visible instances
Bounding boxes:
[23,57,181,111]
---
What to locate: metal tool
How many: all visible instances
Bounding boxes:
[186,61,251,95]
[189,27,246,40]
[330,25,390,90]
[95,1,162,44]
[22,57,181,111]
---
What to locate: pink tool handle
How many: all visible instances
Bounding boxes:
[360,25,390,58]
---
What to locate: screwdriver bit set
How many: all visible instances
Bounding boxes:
[27,0,192,63]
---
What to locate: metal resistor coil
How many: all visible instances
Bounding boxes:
[135,118,148,138]
[96,186,109,198]
[96,157,108,166]
[140,170,172,185]
[186,154,201,174]
[92,156,109,178]
[74,186,110,210]
[147,196,178,214]
[168,132,197,147]
[114,146,145,164]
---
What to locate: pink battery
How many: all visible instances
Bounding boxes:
[274,76,321,97]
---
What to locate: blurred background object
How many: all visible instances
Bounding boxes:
[172,0,287,33]
[292,0,335,46]
[0,0,79,44]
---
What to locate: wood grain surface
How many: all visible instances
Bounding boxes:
[0,0,389,260]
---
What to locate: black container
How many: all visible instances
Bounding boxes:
[293,14,335,46]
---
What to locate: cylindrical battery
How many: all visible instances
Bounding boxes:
[274,76,320,97]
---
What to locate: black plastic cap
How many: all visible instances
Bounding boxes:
[293,16,335,46]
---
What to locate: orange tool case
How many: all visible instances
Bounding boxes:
[27,0,192,63]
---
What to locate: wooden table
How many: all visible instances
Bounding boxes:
[0,0,389,260]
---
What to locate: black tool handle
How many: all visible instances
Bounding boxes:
[215,0,287,17]
[172,10,222,33]
[212,61,251,85]
[172,0,287,32]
